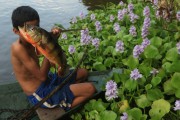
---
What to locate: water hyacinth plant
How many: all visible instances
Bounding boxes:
[57,0,180,119]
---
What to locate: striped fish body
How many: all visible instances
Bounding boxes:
[18,24,67,76]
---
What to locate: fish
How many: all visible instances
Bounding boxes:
[18,24,68,76]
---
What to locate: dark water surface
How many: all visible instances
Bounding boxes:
[0,0,119,84]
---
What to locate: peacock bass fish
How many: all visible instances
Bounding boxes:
[18,24,68,76]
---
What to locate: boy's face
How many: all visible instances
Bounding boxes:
[13,20,39,42]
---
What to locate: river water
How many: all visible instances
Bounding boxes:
[0,0,119,84]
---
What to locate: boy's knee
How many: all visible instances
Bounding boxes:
[87,83,96,95]
[80,68,88,77]
[77,68,88,80]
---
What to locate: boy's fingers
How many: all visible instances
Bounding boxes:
[51,26,62,34]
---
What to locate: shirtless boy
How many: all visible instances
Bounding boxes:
[11,6,96,111]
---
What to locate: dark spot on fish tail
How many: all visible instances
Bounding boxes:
[48,43,62,54]
[39,41,46,50]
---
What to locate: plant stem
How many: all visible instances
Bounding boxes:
[129,91,135,104]
[170,111,179,118]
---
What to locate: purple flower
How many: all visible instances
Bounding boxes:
[141,26,149,38]
[92,38,100,50]
[119,1,124,6]
[95,21,102,32]
[153,0,158,6]
[114,23,121,33]
[150,68,159,76]
[80,28,91,45]
[90,13,96,20]
[129,25,137,37]
[141,17,151,38]
[61,33,67,39]
[176,11,180,21]
[133,45,144,58]
[68,45,76,54]
[128,3,134,13]
[122,8,128,15]
[120,112,128,120]
[143,6,150,17]
[141,38,150,48]
[130,68,142,80]
[118,10,124,21]
[176,42,180,54]
[129,13,139,23]
[116,40,124,53]
[79,11,85,20]
[174,100,180,111]
[105,80,118,101]
[110,15,115,22]
[155,10,161,19]
[71,17,77,24]
[143,17,151,28]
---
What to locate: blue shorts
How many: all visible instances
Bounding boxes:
[27,70,77,111]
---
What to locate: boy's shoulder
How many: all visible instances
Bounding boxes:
[11,39,25,56]
[11,39,20,51]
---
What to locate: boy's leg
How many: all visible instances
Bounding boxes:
[69,82,96,108]
[75,68,88,83]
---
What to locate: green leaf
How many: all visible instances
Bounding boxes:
[118,100,130,113]
[125,79,137,91]
[93,62,106,71]
[144,45,159,58]
[162,62,172,73]
[139,65,151,77]
[116,31,125,39]
[151,77,161,87]
[102,31,110,40]
[122,55,139,69]
[149,99,170,120]
[112,72,121,83]
[163,80,175,95]
[165,48,179,61]
[160,42,172,54]
[147,88,164,101]
[145,84,152,91]
[171,72,180,89]
[96,56,103,62]
[175,89,180,98]
[174,32,180,40]
[99,110,117,120]
[104,57,114,67]
[150,36,162,48]
[71,113,82,120]
[93,99,108,112]
[88,110,100,120]
[123,34,133,41]
[135,94,151,109]
[127,108,142,120]
[103,46,114,55]
[84,99,109,112]
[169,61,180,72]
[141,114,148,120]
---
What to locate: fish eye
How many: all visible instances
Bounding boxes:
[30,27,34,31]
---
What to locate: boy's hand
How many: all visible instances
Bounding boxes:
[51,26,62,40]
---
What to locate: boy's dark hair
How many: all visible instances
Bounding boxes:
[11,6,40,30]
